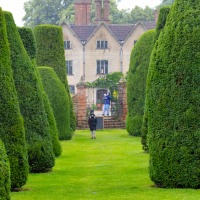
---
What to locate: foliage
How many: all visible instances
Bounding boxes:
[23,0,73,27]
[157,0,174,8]
[126,29,156,137]
[0,10,29,189]
[18,27,36,59]
[129,6,154,24]
[34,24,76,132]
[23,0,155,27]
[155,6,171,40]
[0,140,10,200]
[38,67,73,140]
[4,12,55,173]
[86,72,123,102]
[146,0,200,188]
[141,6,171,151]
[18,27,62,157]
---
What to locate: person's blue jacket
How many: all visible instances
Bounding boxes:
[105,94,111,105]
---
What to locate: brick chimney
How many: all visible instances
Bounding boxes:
[74,0,91,25]
[103,0,110,24]
[95,0,102,24]
[95,0,110,24]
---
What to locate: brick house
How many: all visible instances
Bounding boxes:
[62,0,156,106]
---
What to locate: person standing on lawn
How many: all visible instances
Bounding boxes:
[88,110,97,139]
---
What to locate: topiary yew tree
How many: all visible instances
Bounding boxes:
[38,66,72,140]
[18,27,62,157]
[4,12,55,173]
[146,0,200,188]
[0,140,10,200]
[141,6,171,151]
[0,9,29,189]
[126,29,156,136]
[34,24,76,133]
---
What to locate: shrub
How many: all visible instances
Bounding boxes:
[0,140,10,200]
[155,6,171,40]
[38,67,73,140]
[34,24,76,132]
[17,27,36,60]
[146,0,200,188]
[126,29,156,136]
[141,6,171,151]
[18,27,62,157]
[0,9,29,189]
[4,12,55,173]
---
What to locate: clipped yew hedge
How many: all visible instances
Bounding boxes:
[0,9,29,189]
[126,29,156,136]
[38,67,73,140]
[146,0,200,188]
[18,27,62,157]
[0,140,10,200]
[4,12,55,173]
[34,24,76,132]
[141,6,171,151]
[155,6,171,40]
[18,27,36,60]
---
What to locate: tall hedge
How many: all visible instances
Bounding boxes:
[155,6,171,40]
[4,12,55,173]
[34,24,76,132]
[0,9,29,189]
[126,29,156,136]
[18,27,62,157]
[141,6,171,151]
[38,67,72,140]
[146,0,200,188]
[0,140,10,200]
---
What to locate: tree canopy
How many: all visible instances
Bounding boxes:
[23,0,156,27]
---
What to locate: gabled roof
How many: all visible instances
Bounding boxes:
[107,24,135,42]
[70,25,97,41]
[64,21,156,44]
[142,21,156,30]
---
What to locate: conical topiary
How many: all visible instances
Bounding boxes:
[18,27,62,157]
[0,9,29,189]
[141,6,171,151]
[146,0,200,188]
[38,66,72,140]
[34,24,76,133]
[0,139,10,200]
[126,29,156,137]
[4,11,55,173]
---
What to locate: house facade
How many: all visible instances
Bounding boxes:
[62,0,156,105]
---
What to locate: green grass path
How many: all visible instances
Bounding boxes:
[11,129,200,199]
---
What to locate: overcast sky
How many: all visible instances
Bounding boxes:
[0,0,162,26]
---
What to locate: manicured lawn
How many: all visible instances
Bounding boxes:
[11,129,200,199]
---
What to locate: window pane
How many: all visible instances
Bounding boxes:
[105,41,108,49]
[105,65,108,74]
[67,41,70,49]
[66,60,73,75]
[97,41,100,49]
[101,41,104,49]
[69,85,75,94]
[97,60,100,74]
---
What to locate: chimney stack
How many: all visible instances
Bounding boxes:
[95,0,110,24]
[74,0,91,25]
[103,0,110,24]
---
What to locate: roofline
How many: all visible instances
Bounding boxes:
[122,21,147,44]
[62,22,83,45]
[86,22,120,45]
